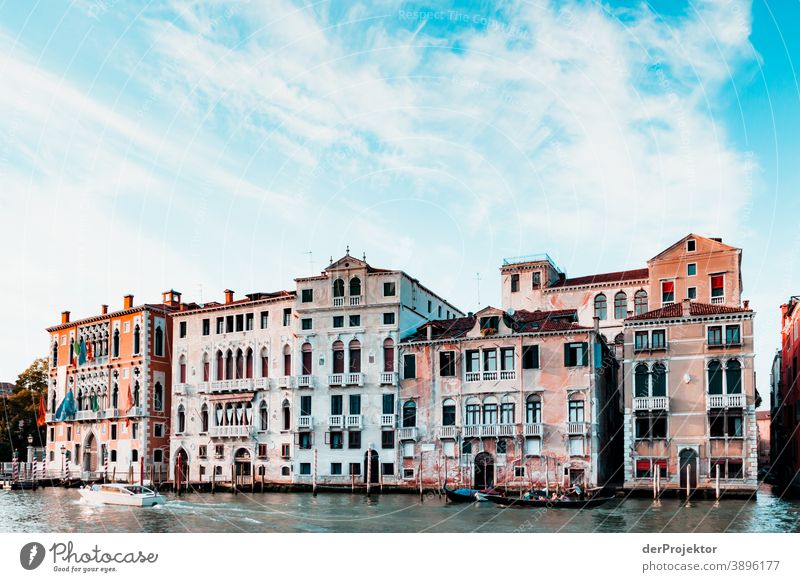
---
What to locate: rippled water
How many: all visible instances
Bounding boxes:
[1,485,799,533]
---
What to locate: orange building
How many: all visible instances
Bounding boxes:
[772,296,800,489]
[44,291,181,481]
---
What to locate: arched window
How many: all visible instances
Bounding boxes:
[245,348,253,379]
[225,349,234,380]
[235,349,244,379]
[726,360,742,394]
[332,278,345,298]
[132,450,139,462]
[651,363,667,397]
[349,277,361,297]
[482,396,498,425]
[594,294,607,320]
[332,341,345,374]
[214,404,223,427]
[216,350,224,381]
[383,338,395,372]
[154,325,164,356]
[177,405,186,433]
[202,353,210,382]
[52,342,58,367]
[133,381,140,407]
[50,391,57,414]
[402,401,417,427]
[614,291,627,319]
[348,339,361,373]
[260,401,268,431]
[283,345,292,376]
[133,324,140,355]
[442,398,456,426]
[525,395,541,424]
[500,396,515,424]
[102,331,109,356]
[112,384,119,408]
[260,347,269,378]
[465,397,480,426]
[708,360,723,395]
[179,355,187,384]
[112,329,120,358]
[634,363,650,398]
[200,404,209,433]
[282,399,291,431]
[634,290,648,316]
[77,389,83,411]
[301,343,313,375]
[154,381,164,411]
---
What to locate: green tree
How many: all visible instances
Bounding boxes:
[0,357,48,461]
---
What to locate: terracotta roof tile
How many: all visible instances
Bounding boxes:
[551,268,649,288]
[626,301,752,321]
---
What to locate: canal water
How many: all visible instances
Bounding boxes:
[1,484,799,533]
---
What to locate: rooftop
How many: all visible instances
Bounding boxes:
[626,301,752,321]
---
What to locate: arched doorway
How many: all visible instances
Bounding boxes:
[83,433,98,474]
[679,448,698,489]
[474,452,494,489]
[174,448,189,486]
[234,448,252,479]
[363,450,379,484]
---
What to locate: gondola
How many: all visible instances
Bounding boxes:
[443,485,498,503]
[485,493,614,508]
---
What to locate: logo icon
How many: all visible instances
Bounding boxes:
[19,542,46,570]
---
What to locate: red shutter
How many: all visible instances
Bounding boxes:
[636,460,650,470]
[711,275,723,290]
[662,281,674,294]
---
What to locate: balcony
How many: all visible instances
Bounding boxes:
[74,410,96,422]
[197,382,210,394]
[524,423,543,437]
[328,415,344,429]
[633,396,669,411]
[345,373,364,386]
[482,371,498,381]
[127,406,143,417]
[277,376,293,389]
[328,374,344,386]
[296,375,315,388]
[438,426,458,439]
[210,425,251,438]
[210,379,254,393]
[380,414,396,428]
[380,372,398,385]
[711,296,725,305]
[253,377,270,390]
[462,424,506,438]
[465,372,481,382]
[298,415,313,430]
[567,422,589,435]
[349,296,362,306]
[174,383,190,395]
[498,424,516,437]
[398,427,418,441]
[345,414,363,429]
[708,393,745,409]
[499,371,516,380]
[106,408,120,419]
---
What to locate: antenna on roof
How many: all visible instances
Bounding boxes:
[474,272,482,308]
[303,251,313,273]
[346,245,350,255]
[362,252,366,262]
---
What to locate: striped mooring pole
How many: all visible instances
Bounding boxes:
[104,449,109,482]
[12,457,19,482]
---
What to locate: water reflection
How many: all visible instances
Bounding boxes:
[1,484,799,533]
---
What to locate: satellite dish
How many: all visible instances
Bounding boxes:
[507,308,515,316]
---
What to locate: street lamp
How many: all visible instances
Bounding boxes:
[27,435,33,465]
[60,445,66,478]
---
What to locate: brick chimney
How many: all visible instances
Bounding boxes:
[743,300,750,310]
[593,316,600,333]
[682,298,691,317]
[224,289,235,304]
[123,294,134,309]
[426,324,432,341]
[162,290,182,308]
[101,305,108,315]
[61,311,70,324]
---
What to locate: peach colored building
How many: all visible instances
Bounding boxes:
[45,292,181,481]
[398,307,620,490]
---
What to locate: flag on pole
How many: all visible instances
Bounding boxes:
[37,395,47,427]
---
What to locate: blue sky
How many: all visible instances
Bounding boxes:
[1,0,798,394]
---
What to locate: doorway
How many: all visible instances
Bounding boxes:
[679,448,698,489]
[474,452,494,489]
[83,433,98,474]
[363,450,379,484]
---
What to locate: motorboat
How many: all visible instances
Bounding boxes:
[78,483,167,507]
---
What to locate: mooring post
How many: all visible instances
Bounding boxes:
[313,448,318,497]
[685,465,691,506]
[366,447,371,498]
[715,464,720,501]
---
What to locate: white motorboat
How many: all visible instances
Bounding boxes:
[78,483,167,507]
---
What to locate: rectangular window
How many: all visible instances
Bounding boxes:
[514,466,526,478]
[153,450,163,463]
[480,316,499,332]
[216,317,224,334]
[245,313,254,331]
[661,281,675,304]
[299,462,311,475]
[465,350,480,373]
[522,345,539,369]
[634,331,649,351]
[651,329,666,349]
[260,311,269,329]
[179,321,187,338]
[283,308,291,326]
[199,445,207,459]
[330,432,343,449]
[382,394,395,415]
[383,312,395,325]
[226,315,234,333]
[438,305,442,318]
[564,342,588,367]
[298,432,312,450]
[687,287,697,300]
[202,318,210,336]
[403,354,416,379]
[235,314,244,332]
[483,349,497,371]
[330,395,343,416]
[382,463,395,476]
[381,430,395,449]
[687,239,696,252]
[532,272,541,288]
[568,437,584,457]
[711,275,725,298]
[439,351,456,377]
[333,316,344,328]
[427,300,432,313]
[349,394,361,415]
[500,347,514,371]
[154,423,164,438]
[301,289,313,303]
[708,326,723,346]
[687,263,697,276]
[726,325,741,345]
[301,318,312,330]
[330,462,342,475]
[383,282,396,296]
[348,431,362,449]
[300,395,312,417]
[349,315,361,327]
[281,444,290,458]
[257,444,267,458]
[111,424,117,440]
[350,463,361,476]
[525,437,541,456]
[510,273,519,292]
[568,400,585,423]
[402,468,415,480]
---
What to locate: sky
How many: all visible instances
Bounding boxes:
[0,0,798,395]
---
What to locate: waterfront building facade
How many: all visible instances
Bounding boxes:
[398,308,621,489]
[44,292,180,480]
[168,254,464,486]
[771,296,800,489]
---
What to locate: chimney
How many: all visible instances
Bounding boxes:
[123,294,134,309]
[224,289,235,304]
[743,299,750,310]
[593,316,600,333]
[101,305,108,315]
[426,325,433,341]
[61,311,70,324]
[682,298,691,317]
[162,289,181,308]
